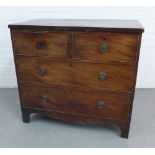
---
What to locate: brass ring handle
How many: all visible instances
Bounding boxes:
[99,42,109,53]
[38,67,46,76]
[98,72,107,81]
[41,95,48,102]
[97,100,105,109]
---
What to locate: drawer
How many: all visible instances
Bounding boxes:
[73,33,139,62]
[11,31,69,58]
[20,84,131,120]
[16,57,136,92]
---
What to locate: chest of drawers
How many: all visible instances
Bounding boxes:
[9,19,144,138]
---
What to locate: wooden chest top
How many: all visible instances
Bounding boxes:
[8,19,144,33]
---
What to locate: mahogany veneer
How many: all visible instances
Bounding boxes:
[9,19,144,138]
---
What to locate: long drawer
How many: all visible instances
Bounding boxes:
[20,84,132,120]
[16,57,136,92]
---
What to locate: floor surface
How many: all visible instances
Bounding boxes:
[0,88,154,148]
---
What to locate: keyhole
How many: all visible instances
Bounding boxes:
[103,36,107,41]
[38,42,42,47]
[36,41,46,49]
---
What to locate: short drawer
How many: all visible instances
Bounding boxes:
[11,31,69,58]
[73,33,139,62]
[20,84,131,120]
[16,57,136,92]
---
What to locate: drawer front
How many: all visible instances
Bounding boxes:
[20,84,131,120]
[12,31,69,58]
[73,33,139,62]
[16,57,136,92]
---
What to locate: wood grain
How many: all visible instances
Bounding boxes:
[8,19,144,33]
[12,30,69,58]
[73,32,139,62]
[9,19,144,138]
[20,84,131,120]
[15,57,136,92]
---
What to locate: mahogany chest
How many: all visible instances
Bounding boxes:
[9,19,144,138]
